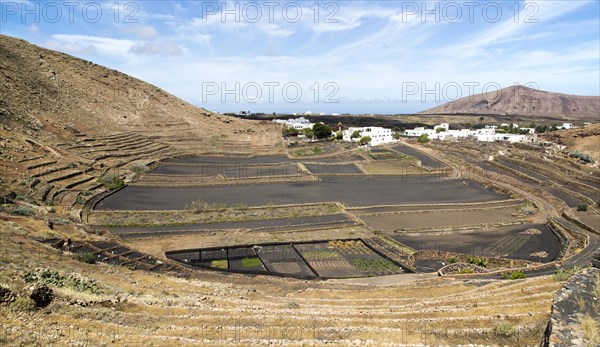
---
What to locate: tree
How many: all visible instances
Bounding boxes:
[282,126,299,137]
[417,134,429,143]
[337,122,343,131]
[335,131,343,140]
[359,136,371,145]
[350,130,361,139]
[479,116,484,124]
[313,123,332,139]
[301,127,314,138]
[435,127,445,133]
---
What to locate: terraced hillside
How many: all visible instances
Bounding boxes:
[0,34,282,206]
[0,218,564,346]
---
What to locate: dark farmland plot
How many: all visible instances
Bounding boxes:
[169,155,364,165]
[95,177,508,211]
[152,163,303,178]
[304,163,363,175]
[392,144,446,168]
[104,214,354,238]
[392,223,561,263]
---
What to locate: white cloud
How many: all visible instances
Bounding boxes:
[27,24,39,33]
[45,34,135,57]
[129,42,184,56]
[125,25,159,39]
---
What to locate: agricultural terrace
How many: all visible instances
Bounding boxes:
[84,145,573,279]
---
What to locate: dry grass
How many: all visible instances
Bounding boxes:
[0,208,563,346]
[87,203,341,227]
[579,313,600,345]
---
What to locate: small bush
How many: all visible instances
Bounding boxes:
[502,271,526,280]
[74,252,96,264]
[129,163,149,174]
[554,267,579,282]
[286,301,300,309]
[13,206,34,216]
[30,284,53,308]
[359,136,372,145]
[97,174,124,190]
[23,269,102,294]
[50,217,70,226]
[10,297,37,312]
[186,198,209,213]
[493,321,515,337]
[76,191,92,205]
[417,134,429,143]
[448,256,457,264]
[569,151,595,164]
[577,203,588,212]
[466,256,488,267]
[519,203,536,215]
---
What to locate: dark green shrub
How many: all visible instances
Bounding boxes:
[74,252,96,264]
[312,123,332,139]
[466,256,488,267]
[13,206,34,216]
[359,136,372,145]
[23,269,102,294]
[502,271,526,280]
[577,204,588,212]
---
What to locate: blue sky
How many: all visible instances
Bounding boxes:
[2,0,599,114]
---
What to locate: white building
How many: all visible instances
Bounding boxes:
[520,128,536,134]
[342,127,395,146]
[476,134,533,143]
[403,123,537,144]
[273,117,314,130]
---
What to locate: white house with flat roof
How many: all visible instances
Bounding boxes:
[273,117,314,130]
[342,127,395,146]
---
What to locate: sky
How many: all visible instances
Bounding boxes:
[1,0,599,114]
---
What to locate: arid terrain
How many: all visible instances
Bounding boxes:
[420,85,600,122]
[1,35,599,346]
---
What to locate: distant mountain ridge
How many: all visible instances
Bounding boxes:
[420,85,600,121]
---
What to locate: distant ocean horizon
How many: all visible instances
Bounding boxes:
[196,100,441,115]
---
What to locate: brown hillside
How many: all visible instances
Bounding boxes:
[420,85,600,121]
[541,124,600,161]
[0,34,278,144]
[0,34,281,204]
